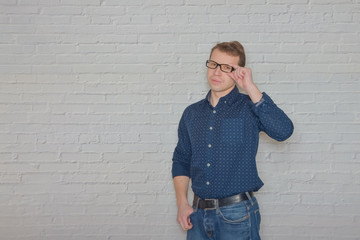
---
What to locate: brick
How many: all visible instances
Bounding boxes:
[0,1,359,239]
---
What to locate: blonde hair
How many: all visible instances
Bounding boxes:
[210,41,246,67]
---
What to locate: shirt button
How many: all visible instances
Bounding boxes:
[206,181,210,185]
[213,110,216,114]
[209,126,213,130]
[208,144,212,148]
[224,101,227,103]
[207,163,211,167]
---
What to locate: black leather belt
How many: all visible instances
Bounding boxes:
[193,192,254,210]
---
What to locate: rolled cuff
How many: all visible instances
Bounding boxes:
[251,92,276,114]
[172,161,190,178]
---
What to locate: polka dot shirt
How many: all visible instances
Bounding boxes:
[172,87,294,199]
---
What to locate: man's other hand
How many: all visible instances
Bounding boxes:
[177,203,194,231]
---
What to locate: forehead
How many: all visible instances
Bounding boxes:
[210,49,239,64]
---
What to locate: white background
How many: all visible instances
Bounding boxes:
[0,0,359,239]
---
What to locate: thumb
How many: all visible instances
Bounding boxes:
[228,63,239,71]
[187,216,193,229]
[227,63,239,79]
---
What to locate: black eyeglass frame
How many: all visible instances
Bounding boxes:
[206,60,236,73]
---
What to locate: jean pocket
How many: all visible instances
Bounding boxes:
[219,203,250,224]
[254,208,261,230]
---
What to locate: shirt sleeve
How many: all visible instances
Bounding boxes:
[251,92,294,141]
[172,109,192,178]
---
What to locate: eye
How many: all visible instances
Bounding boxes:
[223,65,232,71]
[208,61,217,68]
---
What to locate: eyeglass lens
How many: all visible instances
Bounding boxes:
[206,60,234,73]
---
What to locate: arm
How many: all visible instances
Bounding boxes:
[173,176,193,231]
[229,65,294,141]
[228,64,263,104]
[252,92,294,141]
[172,110,193,230]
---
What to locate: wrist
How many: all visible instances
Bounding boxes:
[177,197,189,207]
[246,84,262,103]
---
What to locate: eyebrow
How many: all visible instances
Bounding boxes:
[209,60,231,65]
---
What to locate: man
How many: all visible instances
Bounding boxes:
[172,41,294,239]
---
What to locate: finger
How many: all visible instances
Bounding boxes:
[228,63,240,69]
[187,217,193,229]
[180,216,191,230]
[238,68,245,75]
[177,216,186,230]
[187,208,194,225]
[239,69,246,78]
[179,219,187,231]
[185,221,192,230]
[236,71,243,80]
[225,63,237,73]
[228,72,237,81]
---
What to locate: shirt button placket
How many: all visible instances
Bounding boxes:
[207,127,212,186]
[206,107,217,189]
[209,109,215,149]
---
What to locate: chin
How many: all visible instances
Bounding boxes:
[212,86,236,96]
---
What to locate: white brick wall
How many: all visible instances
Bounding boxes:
[0,0,359,239]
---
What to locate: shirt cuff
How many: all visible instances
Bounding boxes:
[255,95,265,107]
[251,92,276,114]
[172,161,190,178]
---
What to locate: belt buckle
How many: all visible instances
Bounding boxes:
[204,199,217,210]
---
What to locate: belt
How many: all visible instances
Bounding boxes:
[193,192,254,210]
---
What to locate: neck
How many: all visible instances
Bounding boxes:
[210,86,235,107]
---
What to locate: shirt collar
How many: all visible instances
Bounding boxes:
[205,86,240,107]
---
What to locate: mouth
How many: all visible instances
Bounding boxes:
[210,78,222,84]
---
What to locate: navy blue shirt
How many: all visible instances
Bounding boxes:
[172,87,294,199]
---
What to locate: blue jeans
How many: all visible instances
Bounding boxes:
[187,196,261,240]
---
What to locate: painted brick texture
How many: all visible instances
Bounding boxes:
[0,0,359,239]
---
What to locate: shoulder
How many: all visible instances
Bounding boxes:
[235,91,253,106]
[184,95,207,111]
[187,98,206,110]
[181,98,207,121]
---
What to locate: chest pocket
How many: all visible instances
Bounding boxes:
[220,118,244,145]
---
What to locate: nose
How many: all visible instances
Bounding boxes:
[214,65,222,75]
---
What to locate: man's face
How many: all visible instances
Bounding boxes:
[207,49,240,96]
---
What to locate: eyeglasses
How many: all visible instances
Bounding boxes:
[206,60,235,73]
